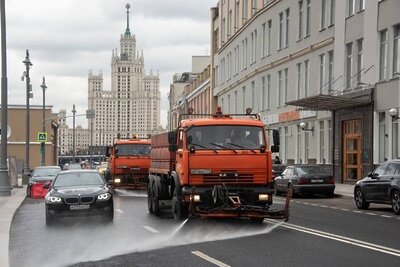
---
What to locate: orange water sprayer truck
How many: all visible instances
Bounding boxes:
[147,107,291,222]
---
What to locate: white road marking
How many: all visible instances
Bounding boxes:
[265,219,400,257]
[143,225,160,234]
[380,215,392,218]
[319,205,328,208]
[115,209,124,214]
[352,210,362,213]
[340,208,350,211]
[366,212,377,216]
[191,251,230,267]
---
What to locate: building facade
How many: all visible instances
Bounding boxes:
[211,0,400,183]
[88,4,161,146]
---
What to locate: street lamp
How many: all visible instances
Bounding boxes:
[86,109,95,168]
[0,0,11,196]
[299,122,314,134]
[22,50,33,183]
[40,77,47,166]
[389,108,400,120]
[72,104,76,163]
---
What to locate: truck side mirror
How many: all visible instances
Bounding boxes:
[168,131,176,145]
[169,144,178,152]
[105,146,111,157]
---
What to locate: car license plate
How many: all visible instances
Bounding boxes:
[70,204,90,210]
[311,179,324,183]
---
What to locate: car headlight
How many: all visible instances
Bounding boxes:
[46,196,62,203]
[97,193,111,200]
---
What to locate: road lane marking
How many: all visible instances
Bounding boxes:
[115,209,124,213]
[340,208,350,211]
[143,225,160,234]
[380,215,392,218]
[191,251,230,267]
[265,219,400,257]
[352,210,362,213]
[366,212,377,216]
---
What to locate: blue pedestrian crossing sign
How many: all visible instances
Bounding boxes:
[37,132,47,142]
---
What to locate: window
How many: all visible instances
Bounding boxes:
[321,0,326,30]
[347,0,355,17]
[379,112,387,162]
[228,10,232,38]
[380,30,388,81]
[278,70,282,107]
[298,0,304,40]
[261,77,266,110]
[358,0,365,12]
[328,51,334,92]
[251,0,257,16]
[319,54,326,93]
[285,9,290,47]
[242,0,248,22]
[393,118,399,159]
[346,43,353,89]
[304,60,309,97]
[306,0,311,36]
[329,0,335,26]
[262,23,266,57]
[284,68,288,104]
[222,18,226,43]
[297,63,302,99]
[245,38,248,67]
[234,90,238,113]
[250,32,254,64]
[242,86,246,112]
[254,30,257,63]
[356,39,363,83]
[235,1,239,32]
[227,95,231,113]
[279,12,284,49]
[393,25,400,77]
[251,81,256,110]
[267,20,272,55]
[320,121,325,163]
[266,75,271,110]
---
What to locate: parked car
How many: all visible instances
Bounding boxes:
[354,160,400,215]
[274,165,335,197]
[27,166,62,198]
[44,170,114,225]
[272,164,287,179]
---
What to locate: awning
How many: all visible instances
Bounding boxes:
[285,92,372,111]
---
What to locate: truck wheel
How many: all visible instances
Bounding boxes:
[172,187,188,220]
[147,183,153,214]
[152,183,160,216]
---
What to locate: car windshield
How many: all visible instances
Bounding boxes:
[53,172,105,188]
[115,144,151,156]
[295,166,331,175]
[32,168,61,177]
[186,125,265,150]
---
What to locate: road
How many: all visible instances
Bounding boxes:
[9,190,400,267]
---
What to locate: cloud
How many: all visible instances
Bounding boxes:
[4,0,217,128]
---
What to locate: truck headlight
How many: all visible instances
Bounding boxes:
[115,178,121,183]
[190,169,212,175]
[258,194,269,201]
[191,194,201,202]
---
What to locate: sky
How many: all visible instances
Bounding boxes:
[2,0,217,128]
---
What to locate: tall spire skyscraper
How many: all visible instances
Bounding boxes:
[88,4,161,147]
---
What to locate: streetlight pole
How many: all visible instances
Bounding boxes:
[22,50,32,182]
[86,109,95,168]
[40,77,47,166]
[0,0,11,196]
[72,104,76,163]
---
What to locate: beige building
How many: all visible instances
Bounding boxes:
[88,4,161,146]
[169,56,213,130]
[1,105,58,172]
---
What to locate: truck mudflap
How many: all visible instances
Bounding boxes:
[188,185,291,221]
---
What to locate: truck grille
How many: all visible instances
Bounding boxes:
[202,173,254,184]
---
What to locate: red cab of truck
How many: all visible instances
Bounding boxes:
[105,137,151,189]
[147,108,290,222]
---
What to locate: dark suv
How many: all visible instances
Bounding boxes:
[354,160,400,215]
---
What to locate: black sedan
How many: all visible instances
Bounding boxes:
[274,165,335,197]
[354,160,400,215]
[44,170,114,225]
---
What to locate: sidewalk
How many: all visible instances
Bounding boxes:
[0,186,26,267]
[0,183,355,267]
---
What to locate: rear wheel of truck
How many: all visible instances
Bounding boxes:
[147,183,153,214]
[152,183,160,216]
[172,187,188,220]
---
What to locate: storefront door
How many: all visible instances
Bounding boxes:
[343,119,362,182]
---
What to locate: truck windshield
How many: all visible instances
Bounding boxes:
[115,144,151,156]
[186,125,265,150]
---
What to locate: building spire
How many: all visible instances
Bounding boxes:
[124,3,131,37]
